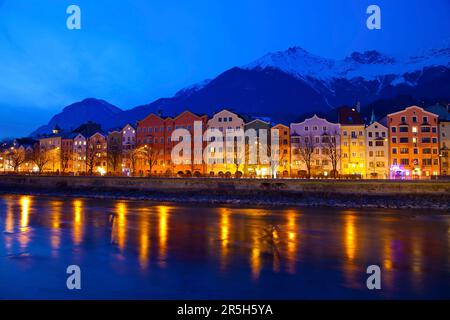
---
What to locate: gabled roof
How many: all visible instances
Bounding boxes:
[337,107,365,125]
[366,120,387,130]
[121,123,136,131]
[173,110,208,121]
[291,114,340,127]
[387,105,439,118]
[245,118,271,127]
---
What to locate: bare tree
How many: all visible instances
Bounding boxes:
[297,133,315,179]
[142,145,159,176]
[60,149,72,174]
[108,144,122,176]
[323,132,341,179]
[31,147,50,174]
[8,147,26,173]
[129,148,142,177]
[86,145,96,176]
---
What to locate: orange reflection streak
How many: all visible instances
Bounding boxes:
[344,214,356,261]
[342,213,360,289]
[20,196,30,229]
[19,196,32,250]
[50,200,62,250]
[219,208,231,271]
[115,202,127,250]
[73,200,84,245]
[250,229,262,280]
[158,206,169,267]
[285,210,298,274]
[381,227,394,292]
[139,212,150,270]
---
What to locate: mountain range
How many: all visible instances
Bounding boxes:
[31,46,450,136]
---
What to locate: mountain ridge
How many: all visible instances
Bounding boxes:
[30,46,450,137]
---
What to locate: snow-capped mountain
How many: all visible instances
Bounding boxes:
[245,46,450,85]
[30,46,450,136]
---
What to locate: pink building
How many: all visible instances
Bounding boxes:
[290,115,341,177]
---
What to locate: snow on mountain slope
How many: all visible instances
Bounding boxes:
[245,46,450,85]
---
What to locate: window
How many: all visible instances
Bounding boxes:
[399,137,409,143]
[423,116,428,123]
[392,148,397,154]
[401,116,407,123]
[228,117,232,122]
[375,141,384,147]
[391,127,397,133]
[412,116,417,123]
[368,132,373,138]
[422,138,431,143]
[422,159,432,166]
[305,126,309,131]
[392,137,397,143]
[399,126,409,133]
[423,148,431,154]
[376,151,384,157]
[412,127,418,133]
[400,148,409,154]
[400,158,409,165]
[421,127,431,133]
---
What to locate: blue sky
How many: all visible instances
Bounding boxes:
[0,0,449,138]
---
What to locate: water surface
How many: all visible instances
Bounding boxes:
[0,195,449,299]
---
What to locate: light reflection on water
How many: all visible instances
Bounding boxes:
[0,194,449,299]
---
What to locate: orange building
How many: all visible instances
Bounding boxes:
[136,111,208,176]
[136,113,174,176]
[387,106,440,179]
[271,124,291,177]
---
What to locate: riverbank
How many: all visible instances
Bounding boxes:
[0,175,449,210]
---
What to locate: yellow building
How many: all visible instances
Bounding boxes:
[338,107,366,177]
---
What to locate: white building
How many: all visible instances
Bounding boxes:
[365,121,389,179]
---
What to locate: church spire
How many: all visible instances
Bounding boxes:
[370,109,376,124]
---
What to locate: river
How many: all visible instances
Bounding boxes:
[0,194,449,299]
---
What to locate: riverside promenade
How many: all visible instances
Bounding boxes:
[0,175,449,210]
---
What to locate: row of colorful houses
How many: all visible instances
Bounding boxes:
[1,104,449,179]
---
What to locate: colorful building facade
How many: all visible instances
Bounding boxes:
[291,115,341,178]
[388,106,440,179]
[338,107,366,177]
[206,109,245,176]
[365,121,389,179]
[272,124,291,178]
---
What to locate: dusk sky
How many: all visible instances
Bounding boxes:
[0,0,449,138]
